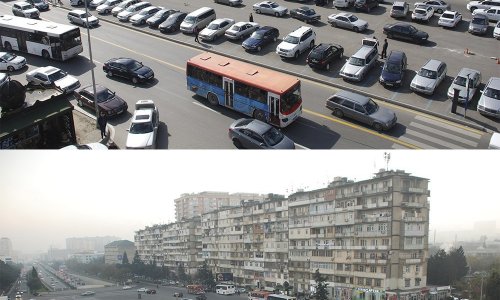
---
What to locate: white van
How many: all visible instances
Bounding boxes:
[180,7,216,33]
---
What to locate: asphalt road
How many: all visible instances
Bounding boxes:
[0,0,495,148]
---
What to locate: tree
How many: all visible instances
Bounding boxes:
[283,281,291,296]
[197,261,215,289]
[0,260,20,292]
[485,269,500,300]
[132,250,142,265]
[122,251,129,265]
[26,266,43,292]
[449,246,468,283]
[313,269,329,300]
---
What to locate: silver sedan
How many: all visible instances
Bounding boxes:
[252,1,288,17]
[327,12,368,32]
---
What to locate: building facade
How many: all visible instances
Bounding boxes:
[104,240,136,265]
[0,237,12,257]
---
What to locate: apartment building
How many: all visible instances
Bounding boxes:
[104,240,136,265]
[135,224,167,265]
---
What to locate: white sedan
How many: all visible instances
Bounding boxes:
[199,18,234,41]
[414,0,450,13]
[438,10,462,27]
[412,5,434,22]
[224,21,260,40]
[26,66,81,93]
[473,6,500,22]
[0,52,26,72]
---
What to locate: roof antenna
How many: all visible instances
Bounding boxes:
[384,152,391,171]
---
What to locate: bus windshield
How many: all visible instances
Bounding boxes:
[280,83,301,114]
[60,29,82,51]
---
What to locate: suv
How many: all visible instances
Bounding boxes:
[410,59,447,95]
[339,42,378,81]
[390,1,409,18]
[477,77,500,118]
[306,43,344,70]
[355,0,378,12]
[12,2,39,18]
[276,26,316,59]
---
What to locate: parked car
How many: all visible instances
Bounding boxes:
[173,292,184,297]
[61,142,108,149]
[89,0,106,8]
[26,0,49,11]
[159,12,187,33]
[67,9,99,27]
[81,291,95,296]
[410,59,447,95]
[0,52,26,72]
[199,18,235,41]
[326,91,397,131]
[75,84,128,116]
[242,26,279,52]
[412,5,434,22]
[96,0,123,14]
[130,6,160,25]
[228,118,295,149]
[468,13,489,34]
[447,68,481,103]
[276,26,316,59]
[494,20,500,38]
[147,8,179,28]
[306,43,344,70]
[26,66,80,93]
[467,0,500,12]
[111,0,140,16]
[390,1,410,18]
[196,295,207,300]
[379,50,407,88]
[103,57,154,84]
[214,0,242,6]
[117,1,151,21]
[477,77,500,118]
[334,0,355,8]
[122,285,132,290]
[383,22,429,44]
[290,6,321,23]
[137,288,148,293]
[327,12,368,32]
[12,2,39,18]
[354,0,378,12]
[225,21,260,40]
[414,0,450,13]
[438,10,462,27]
[252,1,288,17]
[472,6,500,22]
[146,289,157,294]
[126,100,159,149]
[339,42,378,82]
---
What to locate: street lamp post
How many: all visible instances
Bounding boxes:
[83,0,99,128]
[464,73,471,118]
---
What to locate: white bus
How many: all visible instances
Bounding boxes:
[216,284,236,295]
[267,295,296,300]
[0,15,83,61]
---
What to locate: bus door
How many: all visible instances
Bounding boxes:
[268,92,280,126]
[223,77,234,108]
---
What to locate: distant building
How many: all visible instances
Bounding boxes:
[69,252,104,264]
[66,236,120,253]
[46,247,70,261]
[0,238,13,257]
[104,240,136,265]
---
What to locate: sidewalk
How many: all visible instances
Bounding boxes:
[72,107,118,148]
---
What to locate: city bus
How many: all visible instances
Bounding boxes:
[0,15,83,61]
[187,284,205,294]
[249,290,272,300]
[216,284,236,295]
[267,295,296,300]
[186,52,302,128]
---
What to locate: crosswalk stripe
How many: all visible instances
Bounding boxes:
[398,136,438,149]
[409,122,479,148]
[406,129,466,149]
[415,115,482,139]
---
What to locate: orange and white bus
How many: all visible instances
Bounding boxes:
[186,52,302,128]
[249,290,272,300]
[187,285,205,294]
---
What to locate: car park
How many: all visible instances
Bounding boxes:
[0,52,26,72]
[438,10,462,27]
[494,20,500,38]
[354,0,378,12]
[225,21,260,40]
[472,6,500,22]
[290,6,321,23]
[306,43,344,70]
[326,91,397,131]
[12,2,39,18]
[477,77,500,118]
[111,0,140,16]
[26,0,49,11]
[147,8,179,28]
[180,7,216,34]
[199,18,235,41]
[327,13,368,32]
[103,57,154,84]
[96,0,123,14]
[410,59,447,95]
[390,1,410,18]
[117,1,151,21]
[467,0,500,12]
[159,12,187,33]
[75,84,128,116]
[379,50,407,88]
[414,0,450,13]
[383,22,429,44]
[468,13,489,34]
[26,66,80,93]
[242,26,279,52]
[252,1,288,17]
[447,68,481,103]
[412,5,434,22]
[89,0,106,9]
[67,10,99,27]
[130,6,161,25]
[339,42,378,82]
[214,0,242,6]
[276,26,316,59]
[228,118,295,149]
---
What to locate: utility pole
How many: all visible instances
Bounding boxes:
[83,0,99,128]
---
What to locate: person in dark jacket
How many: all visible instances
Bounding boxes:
[249,13,253,22]
[381,39,388,59]
[97,111,107,139]
[194,26,199,43]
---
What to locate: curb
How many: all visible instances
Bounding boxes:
[72,104,116,145]
[61,4,491,133]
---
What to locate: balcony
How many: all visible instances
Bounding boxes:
[402,202,425,208]
[403,216,424,222]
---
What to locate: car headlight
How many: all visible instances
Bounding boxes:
[395,80,401,84]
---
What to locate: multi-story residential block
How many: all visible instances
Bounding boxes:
[135,224,166,265]
[104,240,136,265]
[0,237,13,257]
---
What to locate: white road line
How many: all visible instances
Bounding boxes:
[192,101,220,114]
[405,129,466,149]
[409,122,479,147]
[415,115,482,139]
[294,143,310,150]
[398,136,438,149]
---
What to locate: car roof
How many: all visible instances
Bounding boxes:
[259,1,276,5]
[70,9,87,14]
[486,77,500,88]
[35,66,60,75]
[132,109,153,123]
[472,13,489,19]
[457,67,480,78]
[245,119,272,135]
[212,18,232,24]
[352,45,375,58]
[336,12,353,17]
[289,26,312,37]
[422,59,444,70]
[109,57,136,64]
[81,84,107,93]
[334,90,371,105]
[393,1,407,6]
[387,50,405,62]
[256,25,276,32]
[15,1,31,5]
[312,43,333,52]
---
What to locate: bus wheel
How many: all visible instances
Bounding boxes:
[42,50,50,59]
[253,109,266,122]
[4,42,12,52]
[207,93,218,106]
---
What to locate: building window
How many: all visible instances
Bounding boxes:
[415,278,421,286]
[366,278,372,286]
[416,265,420,273]
[358,278,364,285]
[405,266,410,273]
[370,266,376,273]
[375,279,382,287]
[382,239,389,246]
[405,279,410,287]
[382,266,387,273]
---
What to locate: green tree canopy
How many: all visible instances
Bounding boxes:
[486,269,500,300]
[313,269,329,300]
[122,251,129,264]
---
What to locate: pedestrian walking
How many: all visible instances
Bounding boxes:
[97,111,107,139]
[194,26,199,43]
[381,39,388,59]
[249,12,253,22]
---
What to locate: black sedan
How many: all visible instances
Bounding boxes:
[75,84,128,117]
[290,6,321,23]
[306,43,344,70]
[103,57,154,84]
[146,9,179,28]
[228,118,295,149]
[383,22,429,44]
[159,12,187,33]
[242,26,279,52]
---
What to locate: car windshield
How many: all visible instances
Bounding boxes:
[207,23,220,30]
[453,76,474,87]
[103,0,114,5]
[418,68,437,79]
[1,53,17,61]
[32,0,45,3]
[270,2,279,8]
[349,57,365,66]
[284,35,299,44]
[441,13,454,18]
[231,25,242,31]
[184,15,196,24]
[408,25,418,33]
[414,8,426,14]
[280,83,301,114]
[48,70,67,82]
[154,10,167,17]
[124,60,143,71]
[484,87,500,99]
[138,9,150,15]
[384,62,401,74]
[348,15,358,22]
[393,6,404,11]
[22,4,34,9]
[130,122,153,134]
[309,49,325,59]
[364,99,379,114]
[96,89,115,102]
[262,127,285,146]
[125,5,136,11]
[472,17,487,25]
[250,31,264,39]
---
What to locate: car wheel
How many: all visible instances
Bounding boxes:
[7,66,15,72]
[354,26,359,32]
[207,92,219,106]
[4,42,12,52]
[253,109,266,122]
[233,139,243,149]
[42,50,50,59]
[77,98,83,107]
[469,7,476,12]
[373,122,383,131]
[132,77,139,84]
[106,9,110,14]
[331,21,337,27]
[257,46,261,52]
[107,70,113,77]
[334,109,344,118]
[275,12,279,17]
[437,8,443,14]
[255,9,260,14]
[294,51,299,59]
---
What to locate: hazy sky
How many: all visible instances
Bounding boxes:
[1,150,498,254]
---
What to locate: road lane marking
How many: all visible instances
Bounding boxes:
[398,136,437,149]
[192,102,220,114]
[415,115,482,139]
[405,129,465,149]
[409,122,478,147]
